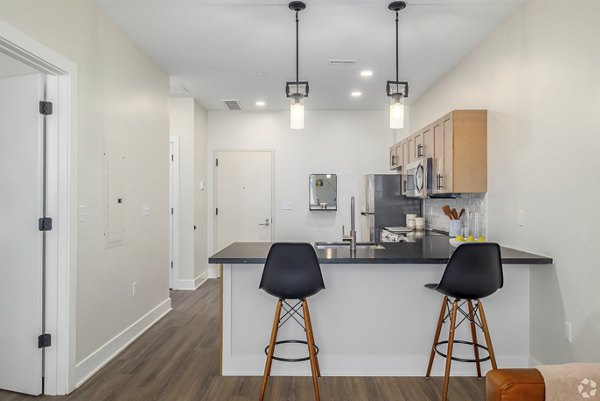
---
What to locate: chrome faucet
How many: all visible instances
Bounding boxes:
[342,196,357,253]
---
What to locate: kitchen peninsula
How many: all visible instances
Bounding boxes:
[209,236,552,377]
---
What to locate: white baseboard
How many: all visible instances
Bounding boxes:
[75,298,172,387]
[529,356,542,367]
[194,271,208,289]
[223,355,531,377]
[172,271,209,290]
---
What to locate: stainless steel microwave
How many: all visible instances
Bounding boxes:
[402,158,433,198]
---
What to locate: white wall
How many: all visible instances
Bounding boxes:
[194,101,209,280]
[409,0,600,364]
[207,110,395,271]
[0,0,171,367]
[169,98,209,287]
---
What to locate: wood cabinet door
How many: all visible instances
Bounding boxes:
[389,145,397,170]
[432,120,444,193]
[402,140,409,168]
[406,136,413,164]
[413,131,424,159]
[422,125,434,159]
[395,142,404,171]
[442,113,454,193]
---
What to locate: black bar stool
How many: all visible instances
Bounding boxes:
[259,243,325,401]
[424,243,503,401]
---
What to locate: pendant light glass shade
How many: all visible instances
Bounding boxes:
[389,95,405,129]
[290,97,305,130]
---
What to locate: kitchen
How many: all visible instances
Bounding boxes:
[0,1,598,401]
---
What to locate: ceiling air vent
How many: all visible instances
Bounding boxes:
[328,59,358,65]
[222,99,242,111]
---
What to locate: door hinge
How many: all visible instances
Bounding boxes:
[39,101,53,116]
[171,208,174,215]
[38,333,51,348]
[38,217,53,231]
[170,261,173,269]
[215,208,218,216]
[215,158,219,167]
[171,154,174,162]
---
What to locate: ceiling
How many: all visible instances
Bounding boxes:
[93,0,525,111]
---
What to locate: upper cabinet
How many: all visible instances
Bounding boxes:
[389,110,487,194]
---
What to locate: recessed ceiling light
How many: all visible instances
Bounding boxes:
[255,101,266,106]
[360,70,373,77]
[351,91,362,97]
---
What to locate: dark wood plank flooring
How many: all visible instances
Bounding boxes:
[0,279,484,401]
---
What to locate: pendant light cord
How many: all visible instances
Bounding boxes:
[395,10,399,83]
[296,11,299,84]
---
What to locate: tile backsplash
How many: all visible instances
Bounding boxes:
[422,194,487,238]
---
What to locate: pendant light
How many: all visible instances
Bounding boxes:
[387,1,409,129]
[286,1,309,130]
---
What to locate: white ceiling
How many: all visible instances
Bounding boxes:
[93,0,525,111]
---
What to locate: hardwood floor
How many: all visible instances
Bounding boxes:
[0,280,485,401]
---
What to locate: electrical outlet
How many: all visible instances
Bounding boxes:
[518,210,525,226]
[132,282,137,297]
[282,202,293,210]
[142,204,151,216]
[563,321,573,343]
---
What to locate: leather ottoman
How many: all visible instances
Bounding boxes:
[486,369,545,401]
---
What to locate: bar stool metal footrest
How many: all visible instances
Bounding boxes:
[265,340,319,362]
[434,339,491,363]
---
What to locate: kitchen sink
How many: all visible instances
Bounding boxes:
[314,242,386,250]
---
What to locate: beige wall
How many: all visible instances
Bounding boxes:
[409,0,600,363]
[169,98,208,286]
[0,0,170,363]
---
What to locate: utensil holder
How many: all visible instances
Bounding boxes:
[449,220,463,237]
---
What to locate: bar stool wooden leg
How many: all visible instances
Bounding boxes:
[304,300,321,377]
[442,300,458,401]
[467,300,482,378]
[426,296,448,378]
[260,299,283,401]
[302,299,321,401]
[477,300,498,370]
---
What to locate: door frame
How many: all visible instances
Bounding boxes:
[0,20,78,395]
[169,136,181,289]
[212,149,275,253]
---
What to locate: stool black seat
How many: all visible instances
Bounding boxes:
[425,243,504,401]
[259,243,325,401]
[259,242,325,300]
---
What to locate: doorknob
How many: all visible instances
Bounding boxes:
[259,218,270,227]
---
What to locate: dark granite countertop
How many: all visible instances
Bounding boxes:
[208,235,553,265]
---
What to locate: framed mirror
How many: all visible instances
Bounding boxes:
[309,174,337,211]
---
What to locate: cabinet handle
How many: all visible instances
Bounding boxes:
[417,144,424,158]
[437,174,444,190]
[403,180,407,192]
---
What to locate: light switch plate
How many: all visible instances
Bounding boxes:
[518,210,525,226]
[282,202,293,210]
[563,321,573,343]
[142,204,151,216]
[79,205,87,222]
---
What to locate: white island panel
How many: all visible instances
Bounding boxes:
[221,263,531,377]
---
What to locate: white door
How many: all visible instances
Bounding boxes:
[0,73,45,395]
[216,150,273,250]
[169,141,174,288]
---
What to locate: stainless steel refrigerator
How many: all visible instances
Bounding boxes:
[360,174,421,242]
